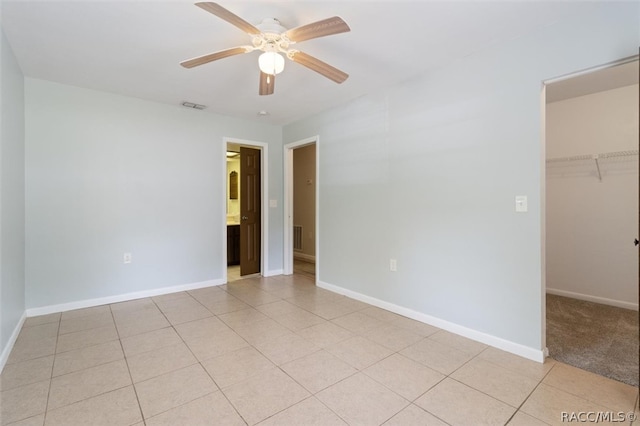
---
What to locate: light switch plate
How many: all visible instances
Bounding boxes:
[515,196,528,213]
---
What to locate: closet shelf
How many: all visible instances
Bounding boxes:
[546,149,638,182]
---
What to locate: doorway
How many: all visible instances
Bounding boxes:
[542,57,639,386]
[225,139,268,282]
[284,137,319,280]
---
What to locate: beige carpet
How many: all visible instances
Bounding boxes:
[546,294,639,387]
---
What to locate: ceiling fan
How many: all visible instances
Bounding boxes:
[180,2,350,96]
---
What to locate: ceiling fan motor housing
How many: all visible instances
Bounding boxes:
[257,18,287,35]
[253,18,290,52]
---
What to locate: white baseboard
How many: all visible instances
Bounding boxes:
[293,253,316,263]
[318,280,546,363]
[0,312,27,374]
[546,288,638,311]
[264,269,284,277]
[26,278,226,317]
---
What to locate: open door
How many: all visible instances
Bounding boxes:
[240,146,261,276]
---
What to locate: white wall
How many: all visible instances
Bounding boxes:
[546,84,639,309]
[284,2,639,357]
[25,78,283,310]
[0,26,26,366]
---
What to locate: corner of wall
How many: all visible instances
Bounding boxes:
[0,24,27,371]
[0,313,26,373]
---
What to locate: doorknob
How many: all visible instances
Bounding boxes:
[242,215,249,220]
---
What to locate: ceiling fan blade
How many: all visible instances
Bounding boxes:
[259,72,275,96]
[196,2,261,35]
[285,17,350,43]
[290,51,348,84]
[180,47,247,68]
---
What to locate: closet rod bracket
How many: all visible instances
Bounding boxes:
[592,154,602,182]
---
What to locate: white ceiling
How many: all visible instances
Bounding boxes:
[1,0,602,125]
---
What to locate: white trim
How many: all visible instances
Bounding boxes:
[313,137,320,282]
[223,137,269,281]
[264,269,284,277]
[542,55,638,85]
[221,141,229,283]
[283,136,319,281]
[546,288,638,311]
[540,55,640,354]
[0,312,27,374]
[539,83,548,353]
[283,147,293,275]
[25,278,225,317]
[318,280,546,363]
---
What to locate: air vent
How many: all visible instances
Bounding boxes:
[182,101,207,110]
[293,225,303,251]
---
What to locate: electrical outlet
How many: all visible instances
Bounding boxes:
[123,253,132,264]
[389,259,397,272]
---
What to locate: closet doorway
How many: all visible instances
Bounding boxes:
[284,137,318,281]
[543,58,639,386]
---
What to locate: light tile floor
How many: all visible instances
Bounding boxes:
[1,273,638,426]
[228,259,314,283]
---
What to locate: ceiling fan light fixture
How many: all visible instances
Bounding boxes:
[258,52,285,75]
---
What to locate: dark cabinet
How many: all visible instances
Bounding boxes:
[227,225,240,266]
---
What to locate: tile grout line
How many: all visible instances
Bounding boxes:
[109,303,147,426]
[540,362,638,413]
[271,289,425,415]
[41,313,62,425]
[503,360,559,425]
[394,341,481,426]
[200,278,373,425]
[188,285,251,425]
[10,275,634,426]
[127,284,260,424]
[219,281,319,425]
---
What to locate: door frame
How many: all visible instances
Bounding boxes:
[283,136,319,280]
[222,137,270,282]
[540,54,639,357]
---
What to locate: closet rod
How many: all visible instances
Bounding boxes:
[598,149,639,159]
[546,149,639,164]
[546,149,638,182]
